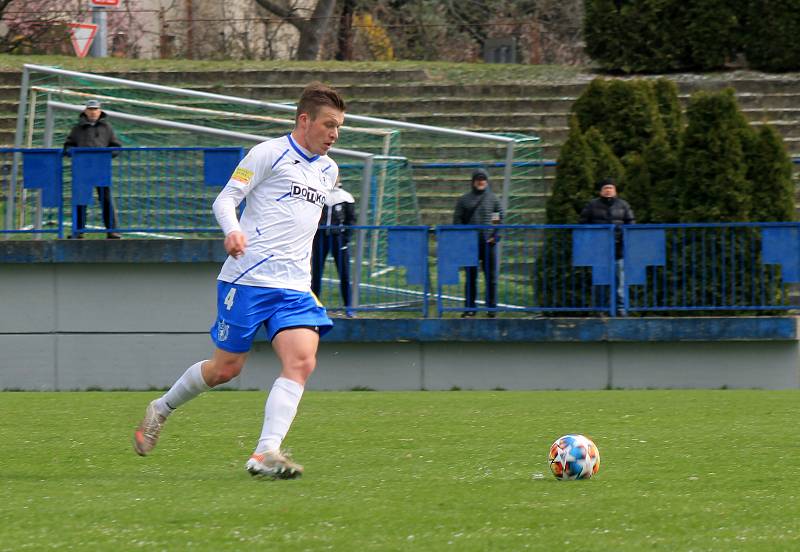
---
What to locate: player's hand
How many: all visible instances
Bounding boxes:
[224,231,247,258]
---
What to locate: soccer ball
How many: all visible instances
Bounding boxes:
[548,434,600,480]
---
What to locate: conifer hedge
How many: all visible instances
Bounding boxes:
[549,80,794,225]
[542,78,796,314]
[741,0,800,71]
[584,0,800,72]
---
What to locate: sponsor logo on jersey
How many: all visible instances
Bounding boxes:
[290,183,326,207]
[231,167,254,184]
[217,319,229,342]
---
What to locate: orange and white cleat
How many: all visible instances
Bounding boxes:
[133,400,167,456]
[245,450,304,479]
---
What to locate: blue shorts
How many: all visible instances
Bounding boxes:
[210,281,333,353]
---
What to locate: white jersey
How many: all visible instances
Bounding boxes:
[212,134,339,290]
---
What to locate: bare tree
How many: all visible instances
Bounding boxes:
[253,0,337,60]
[335,0,355,60]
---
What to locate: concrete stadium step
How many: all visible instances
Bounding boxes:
[418,189,550,202]
[677,78,800,95]
[29,93,566,116]
[118,87,800,117]
[411,195,548,213]
[0,114,22,125]
[0,71,22,85]
[750,121,800,139]
[411,207,545,226]
[188,82,592,101]
[374,112,567,128]
[345,97,577,114]
[0,87,21,100]
[399,142,554,160]
[115,210,211,217]
[734,93,800,110]
[7,68,800,170]
[100,68,429,86]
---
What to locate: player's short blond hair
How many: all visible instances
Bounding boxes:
[296,82,346,123]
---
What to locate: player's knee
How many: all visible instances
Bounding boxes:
[287,355,316,380]
[206,357,244,385]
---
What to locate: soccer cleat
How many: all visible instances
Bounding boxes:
[245,450,304,480]
[133,400,166,456]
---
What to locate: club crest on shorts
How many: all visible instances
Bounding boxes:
[217,319,229,342]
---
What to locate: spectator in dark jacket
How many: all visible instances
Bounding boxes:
[63,99,121,239]
[312,179,356,316]
[453,169,503,317]
[579,177,635,315]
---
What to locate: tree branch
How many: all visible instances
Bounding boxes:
[253,0,293,21]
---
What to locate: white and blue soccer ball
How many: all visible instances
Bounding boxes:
[548,434,600,480]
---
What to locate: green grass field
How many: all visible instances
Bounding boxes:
[2,390,799,550]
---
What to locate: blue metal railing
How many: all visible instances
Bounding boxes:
[67,146,243,236]
[3,147,800,315]
[1,147,243,237]
[436,224,618,317]
[0,148,64,237]
[623,223,800,313]
[2,217,798,316]
[317,223,800,316]
[315,225,430,316]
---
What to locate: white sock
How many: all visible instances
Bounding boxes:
[255,377,305,454]
[154,361,210,417]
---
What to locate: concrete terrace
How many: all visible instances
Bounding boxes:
[5,67,800,225]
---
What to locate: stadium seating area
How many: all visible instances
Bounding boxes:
[2,68,800,225]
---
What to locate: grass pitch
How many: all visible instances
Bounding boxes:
[2,390,799,551]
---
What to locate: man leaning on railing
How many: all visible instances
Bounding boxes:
[579,177,635,316]
[453,169,503,318]
[62,99,122,240]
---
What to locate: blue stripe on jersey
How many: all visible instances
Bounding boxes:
[271,148,290,169]
[231,254,274,284]
[276,191,291,201]
[321,164,331,173]
[286,134,320,163]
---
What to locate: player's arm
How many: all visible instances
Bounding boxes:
[213,186,246,258]
[213,148,271,258]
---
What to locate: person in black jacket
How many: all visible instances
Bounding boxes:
[311,179,356,316]
[453,169,503,318]
[579,177,635,315]
[63,99,121,239]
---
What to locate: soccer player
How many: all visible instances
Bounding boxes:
[132,82,346,479]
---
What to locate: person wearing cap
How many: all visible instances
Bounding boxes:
[63,99,122,239]
[452,168,503,318]
[579,177,635,315]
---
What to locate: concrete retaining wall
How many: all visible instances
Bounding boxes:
[1,240,797,391]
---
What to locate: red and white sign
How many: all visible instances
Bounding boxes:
[90,0,120,6]
[68,23,97,58]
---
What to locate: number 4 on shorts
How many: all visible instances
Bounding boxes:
[224,287,237,310]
